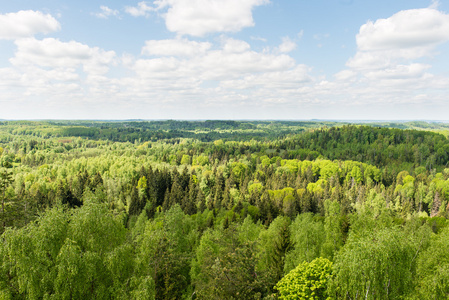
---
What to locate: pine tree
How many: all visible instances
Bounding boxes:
[213,173,224,210]
[170,176,184,207]
[128,186,142,216]
[272,220,292,282]
[197,189,206,213]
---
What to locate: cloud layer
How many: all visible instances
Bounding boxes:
[2,5,449,119]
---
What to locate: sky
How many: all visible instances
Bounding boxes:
[0,0,449,120]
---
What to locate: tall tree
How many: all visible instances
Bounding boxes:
[0,168,14,232]
[331,226,418,299]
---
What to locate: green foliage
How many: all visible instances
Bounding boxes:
[356,188,387,217]
[192,220,273,299]
[281,125,449,170]
[321,200,343,260]
[416,225,449,298]
[135,205,194,299]
[331,226,419,299]
[275,257,333,300]
[347,166,363,184]
[284,213,324,272]
[1,120,449,299]
[0,168,14,232]
[0,202,151,299]
[258,216,292,290]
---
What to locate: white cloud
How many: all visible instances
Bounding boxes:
[133,47,295,83]
[1,33,304,117]
[0,64,85,103]
[127,0,270,36]
[250,36,267,42]
[133,57,181,78]
[0,37,122,103]
[141,39,211,57]
[130,38,295,83]
[314,7,449,116]
[313,33,330,40]
[334,69,357,81]
[278,37,297,53]
[94,6,119,19]
[346,51,392,70]
[118,37,300,107]
[347,7,449,75]
[11,38,116,75]
[357,8,449,52]
[19,66,82,97]
[220,65,311,90]
[0,68,21,89]
[364,63,431,80]
[429,0,440,9]
[222,37,251,53]
[0,10,60,40]
[125,2,154,17]
[192,49,295,81]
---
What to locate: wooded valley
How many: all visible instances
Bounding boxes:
[1,120,449,299]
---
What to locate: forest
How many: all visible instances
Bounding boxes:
[1,120,449,299]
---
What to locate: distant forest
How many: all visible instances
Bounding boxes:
[1,120,449,299]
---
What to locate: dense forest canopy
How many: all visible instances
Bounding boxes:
[1,120,449,299]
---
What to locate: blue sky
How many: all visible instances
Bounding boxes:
[0,0,448,120]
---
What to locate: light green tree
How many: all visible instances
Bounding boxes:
[0,200,153,299]
[275,257,333,300]
[416,224,449,298]
[321,200,343,260]
[331,226,417,299]
[284,213,324,272]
